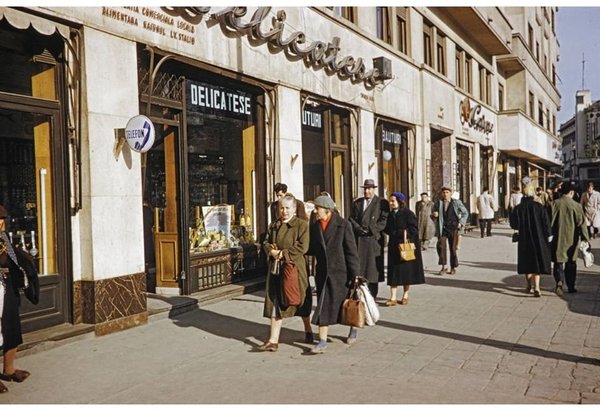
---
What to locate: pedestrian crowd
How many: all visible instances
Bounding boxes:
[257,177,594,355]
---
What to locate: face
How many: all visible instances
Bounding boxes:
[363,187,375,199]
[421,194,429,202]
[275,190,286,200]
[389,196,399,209]
[441,190,452,200]
[314,206,329,220]
[279,202,295,221]
[588,185,594,193]
[0,215,5,232]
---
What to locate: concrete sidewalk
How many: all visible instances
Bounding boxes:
[2,223,600,404]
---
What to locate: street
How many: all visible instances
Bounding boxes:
[3,222,600,404]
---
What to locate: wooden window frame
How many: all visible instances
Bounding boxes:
[376,7,393,45]
[396,7,409,55]
[423,20,433,68]
[465,55,472,94]
[529,91,535,119]
[456,47,464,89]
[436,31,446,76]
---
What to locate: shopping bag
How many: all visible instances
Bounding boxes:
[340,280,365,328]
[357,281,379,326]
[281,261,301,306]
[398,230,416,261]
[579,240,594,268]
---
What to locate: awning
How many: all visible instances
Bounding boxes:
[0,7,69,38]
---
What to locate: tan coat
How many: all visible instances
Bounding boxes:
[262,216,309,318]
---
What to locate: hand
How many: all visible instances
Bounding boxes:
[432,211,439,218]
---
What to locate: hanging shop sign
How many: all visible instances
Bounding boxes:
[302,109,322,129]
[125,115,155,153]
[459,97,494,135]
[382,126,402,145]
[186,79,253,121]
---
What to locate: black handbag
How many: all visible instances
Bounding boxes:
[512,232,519,243]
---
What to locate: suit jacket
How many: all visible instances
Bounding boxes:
[348,195,389,282]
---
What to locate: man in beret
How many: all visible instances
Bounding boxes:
[307,195,360,353]
[431,186,469,275]
[348,179,389,299]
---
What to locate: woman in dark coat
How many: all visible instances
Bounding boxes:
[307,195,360,354]
[0,205,35,394]
[259,194,310,352]
[383,192,425,306]
[509,185,552,297]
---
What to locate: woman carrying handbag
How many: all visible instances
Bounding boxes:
[383,192,426,306]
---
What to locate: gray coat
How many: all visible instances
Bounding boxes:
[308,213,360,326]
[348,195,389,282]
[415,200,435,241]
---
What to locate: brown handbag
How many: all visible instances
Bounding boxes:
[340,281,366,328]
[281,260,301,307]
[398,229,416,261]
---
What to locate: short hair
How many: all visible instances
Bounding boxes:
[560,183,575,196]
[482,186,489,192]
[588,181,595,188]
[274,183,287,194]
[535,186,543,192]
[279,194,297,212]
[420,192,429,197]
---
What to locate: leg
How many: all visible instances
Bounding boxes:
[449,230,459,271]
[386,285,398,305]
[532,274,541,297]
[553,262,564,296]
[311,325,329,353]
[2,348,16,376]
[565,261,577,292]
[368,281,379,299]
[486,219,492,236]
[257,317,282,351]
[400,285,410,304]
[347,326,358,344]
[437,236,447,273]
[302,316,314,343]
[525,273,533,293]
[479,219,485,238]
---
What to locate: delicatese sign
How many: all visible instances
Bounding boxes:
[459,97,494,135]
[99,7,389,88]
[186,79,253,120]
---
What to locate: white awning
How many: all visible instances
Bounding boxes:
[0,7,69,38]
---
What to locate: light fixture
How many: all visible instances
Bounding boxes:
[383,150,392,161]
[290,153,299,168]
[368,162,375,172]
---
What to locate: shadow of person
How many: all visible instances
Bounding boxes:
[169,305,312,353]
[422,272,548,298]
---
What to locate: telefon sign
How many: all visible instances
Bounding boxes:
[125,115,155,153]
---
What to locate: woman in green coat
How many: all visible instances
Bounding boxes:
[259,194,311,352]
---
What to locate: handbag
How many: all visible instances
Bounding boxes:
[281,261,301,307]
[357,281,379,326]
[512,232,519,243]
[340,279,366,328]
[398,230,416,261]
[579,240,595,267]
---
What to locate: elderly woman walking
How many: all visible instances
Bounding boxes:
[259,194,311,352]
[384,192,425,305]
[509,185,552,297]
[308,195,360,354]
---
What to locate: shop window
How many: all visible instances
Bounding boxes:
[396,7,409,55]
[376,7,392,45]
[423,20,433,67]
[377,120,409,199]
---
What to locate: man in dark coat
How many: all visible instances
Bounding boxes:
[308,195,360,354]
[348,179,389,298]
[551,183,590,295]
[509,185,552,297]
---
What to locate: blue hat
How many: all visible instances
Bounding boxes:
[391,192,406,202]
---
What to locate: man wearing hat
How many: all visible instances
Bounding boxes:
[348,179,389,299]
[307,195,360,353]
[431,186,469,275]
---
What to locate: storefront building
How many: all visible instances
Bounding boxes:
[0,6,561,337]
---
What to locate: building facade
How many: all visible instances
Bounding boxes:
[0,6,561,336]
[560,90,600,186]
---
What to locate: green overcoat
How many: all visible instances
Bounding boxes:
[551,196,590,263]
[262,216,309,318]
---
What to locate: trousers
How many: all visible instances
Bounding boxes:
[553,261,577,291]
[436,229,459,268]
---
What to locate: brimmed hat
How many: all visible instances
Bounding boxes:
[0,205,7,218]
[360,179,377,188]
[313,195,336,210]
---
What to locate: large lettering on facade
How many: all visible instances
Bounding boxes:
[459,97,494,135]
[163,7,386,88]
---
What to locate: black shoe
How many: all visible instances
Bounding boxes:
[304,332,314,343]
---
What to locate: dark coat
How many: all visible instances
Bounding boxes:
[348,195,389,282]
[308,213,360,326]
[509,197,552,274]
[262,216,310,318]
[384,207,426,286]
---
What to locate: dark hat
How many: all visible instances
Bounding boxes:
[0,205,7,218]
[391,192,406,202]
[313,195,336,211]
[360,179,377,188]
[441,186,452,192]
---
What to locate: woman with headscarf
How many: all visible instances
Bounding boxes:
[383,192,425,305]
[509,184,552,297]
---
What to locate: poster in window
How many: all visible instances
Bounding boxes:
[202,205,232,240]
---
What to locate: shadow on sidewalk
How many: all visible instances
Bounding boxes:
[376,320,600,366]
[423,273,537,298]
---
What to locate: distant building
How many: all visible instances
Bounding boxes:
[560,89,600,187]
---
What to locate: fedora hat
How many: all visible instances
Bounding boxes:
[360,179,377,188]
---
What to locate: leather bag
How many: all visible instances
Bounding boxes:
[398,230,416,261]
[340,279,366,328]
[281,260,301,307]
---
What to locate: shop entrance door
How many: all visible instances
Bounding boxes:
[0,102,70,332]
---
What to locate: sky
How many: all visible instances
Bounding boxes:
[556,7,600,125]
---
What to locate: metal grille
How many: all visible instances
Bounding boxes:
[138,65,183,102]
